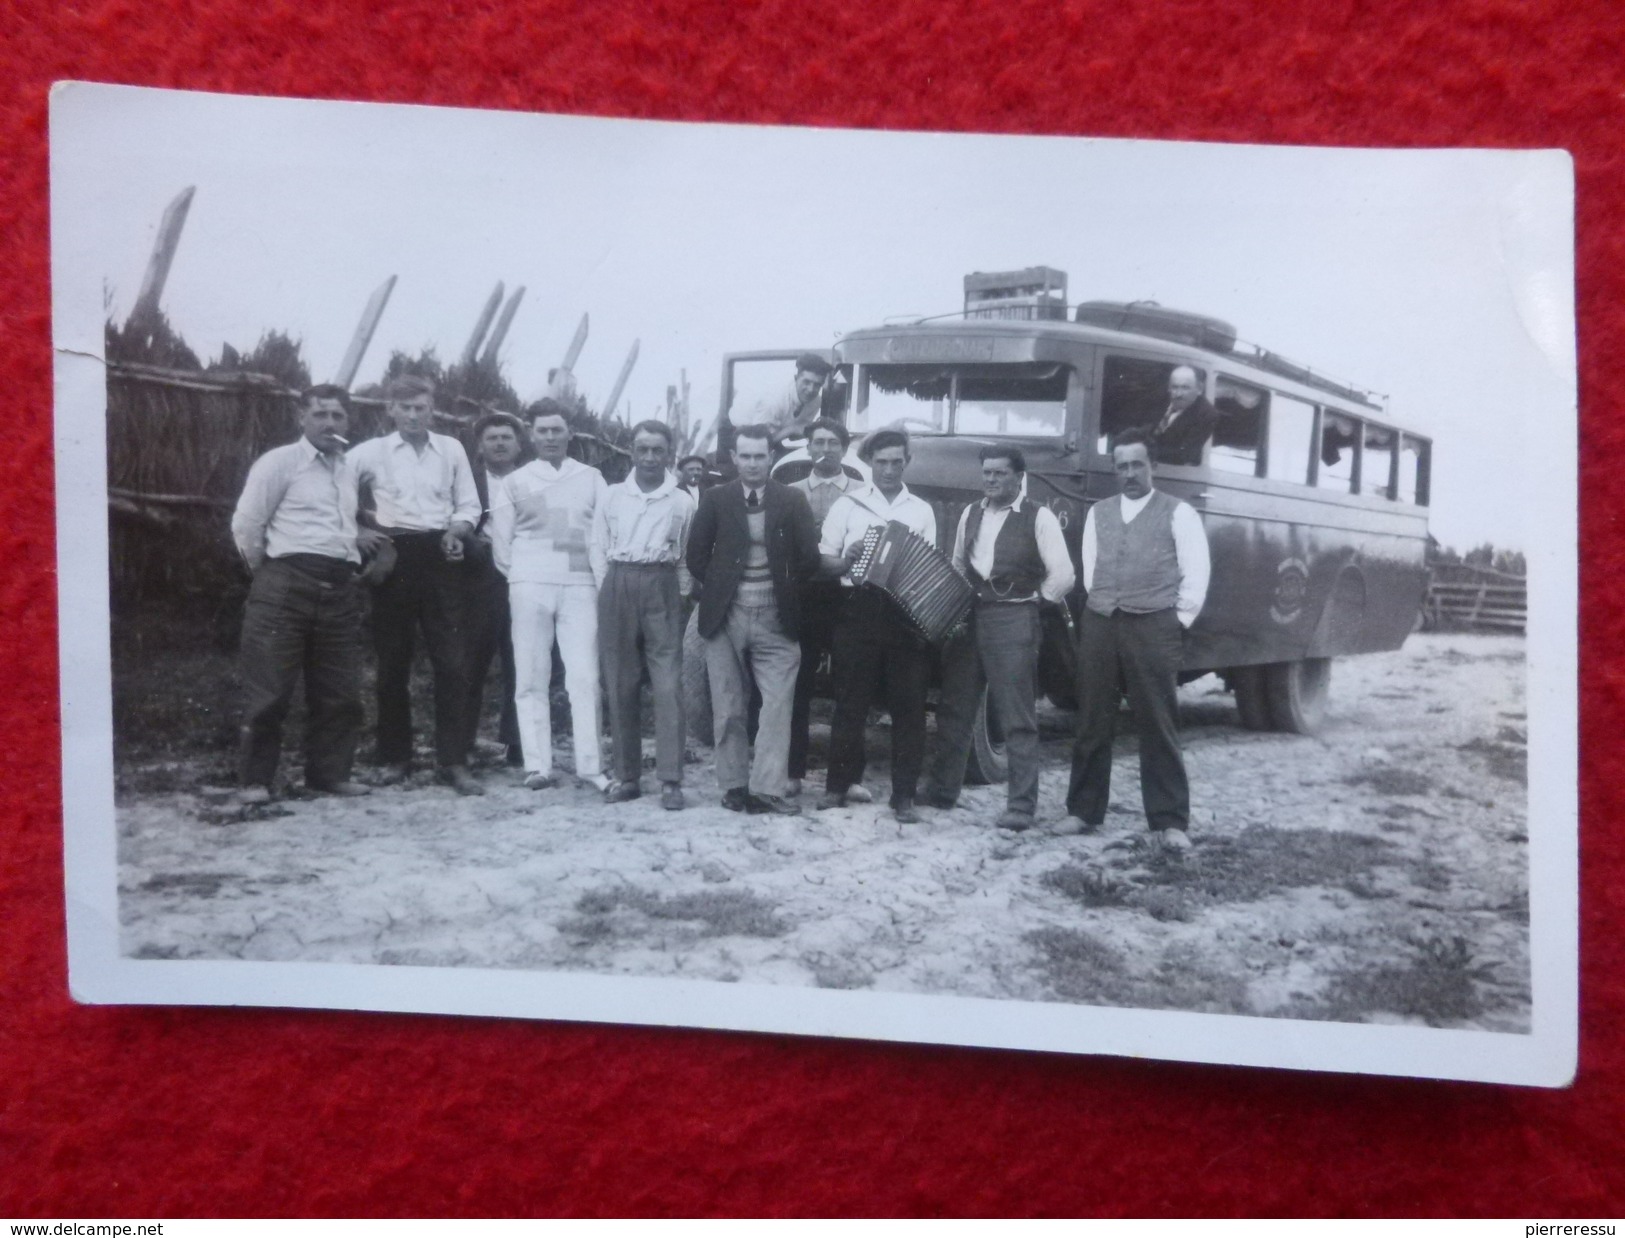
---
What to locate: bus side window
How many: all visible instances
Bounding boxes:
[1363,425,1397,497]
[1399,434,1430,505]
[1317,411,1360,493]
[1266,393,1317,485]
[1211,377,1266,476]
[1097,355,1201,454]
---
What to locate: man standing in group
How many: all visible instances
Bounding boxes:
[348,374,485,795]
[1061,427,1211,851]
[758,353,832,454]
[490,399,611,792]
[815,429,938,824]
[687,423,820,815]
[231,385,385,805]
[1150,364,1217,467]
[462,411,527,769]
[676,455,710,495]
[589,420,695,811]
[786,417,860,800]
[924,445,1075,831]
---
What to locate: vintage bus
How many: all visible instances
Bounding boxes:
[707,275,1432,781]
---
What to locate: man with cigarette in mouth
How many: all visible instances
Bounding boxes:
[348,374,486,795]
[230,384,387,804]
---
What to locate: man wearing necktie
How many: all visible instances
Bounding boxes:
[686,423,821,815]
[1150,365,1218,467]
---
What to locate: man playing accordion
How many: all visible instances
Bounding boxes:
[815,428,938,824]
[925,445,1075,831]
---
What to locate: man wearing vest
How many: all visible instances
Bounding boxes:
[925,445,1075,830]
[687,423,821,815]
[1061,428,1212,851]
[230,385,388,805]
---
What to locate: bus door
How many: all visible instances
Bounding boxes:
[716,350,850,465]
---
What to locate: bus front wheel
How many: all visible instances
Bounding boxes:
[963,686,1009,785]
[1263,658,1332,735]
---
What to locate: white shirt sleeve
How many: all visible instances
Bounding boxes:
[674,489,695,597]
[490,473,517,579]
[1080,504,1098,595]
[588,485,612,589]
[1033,506,1077,604]
[447,438,483,530]
[819,497,852,559]
[230,450,280,572]
[1172,501,1212,627]
[950,505,972,577]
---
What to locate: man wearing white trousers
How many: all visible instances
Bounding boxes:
[490,399,610,791]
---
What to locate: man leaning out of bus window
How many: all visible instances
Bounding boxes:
[1061,427,1211,853]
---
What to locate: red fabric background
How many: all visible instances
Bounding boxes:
[2,0,1620,1218]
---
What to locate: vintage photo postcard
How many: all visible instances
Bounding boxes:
[51,82,1577,1085]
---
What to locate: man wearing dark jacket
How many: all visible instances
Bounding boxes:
[1150,365,1218,467]
[462,411,526,767]
[687,423,821,814]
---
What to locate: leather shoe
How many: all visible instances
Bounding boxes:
[524,771,558,790]
[375,763,411,786]
[892,800,921,825]
[1052,815,1096,836]
[439,765,486,796]
[237,785,272,806]
[309,780,371,798]
[721,787,749,813]
[1159,828,1193,854]
[604,780,642,804]
[816,791,847,811]
[995,809,1036,832]
[845,783,874,804]
[748,793,801,816]
[661,783,686,811]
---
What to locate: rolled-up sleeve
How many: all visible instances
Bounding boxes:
[447,440,482,529]
[1172,501,1212,627]
[231,452,279,571]
[1033,506,1077,603]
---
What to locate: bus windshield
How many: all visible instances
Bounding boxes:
[855,362,1069,437]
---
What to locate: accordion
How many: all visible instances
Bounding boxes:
[850,520,975,644]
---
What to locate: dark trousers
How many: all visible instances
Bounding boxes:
[929,602,1042,815]
[827,592,929,807]
[599,562,685,784]
[463,564,521,759]
[789,581,846,780]
[370,532,470,768]
[1066,606,1189,830]
[238,556,364,789]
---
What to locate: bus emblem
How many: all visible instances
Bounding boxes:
[1271,558,1310,625]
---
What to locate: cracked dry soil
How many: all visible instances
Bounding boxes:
[117,632,1531,1031]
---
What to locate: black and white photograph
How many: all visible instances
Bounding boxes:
[52,83,1577,1085]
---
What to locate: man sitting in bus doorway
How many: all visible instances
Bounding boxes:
[925,445,1074,831]
[1062,428,1211,851]
[760,353,832,455]
[1151,365,1217,467]
[815,429,938,824]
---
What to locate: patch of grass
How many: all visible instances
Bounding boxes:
[1305,935,1497,1027]
[1025,927,1249,1014]
[1458,736,1528,786]
[565,885,789,941]
[1343,765,1435,797]
[1039,864,1134,908]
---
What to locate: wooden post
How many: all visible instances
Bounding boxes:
[333,275,397,390]
[126,185,196,336]
[461,282,505,367]
[601,339,639,423]
[479,286,526,367]
[561,313,589,373]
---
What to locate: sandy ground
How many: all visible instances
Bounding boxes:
[117,632,1530,1030]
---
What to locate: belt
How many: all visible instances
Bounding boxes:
[380,527,444,541]
[607,560,678,570]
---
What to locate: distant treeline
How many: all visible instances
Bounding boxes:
[1429,541,1526,578]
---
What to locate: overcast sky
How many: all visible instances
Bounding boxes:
[53,84,1574,551]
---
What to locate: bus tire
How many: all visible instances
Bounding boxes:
[682,608,714,747]
[1230,665,1274,731]
[1264,658,1332,735]
[963,686,1009,785]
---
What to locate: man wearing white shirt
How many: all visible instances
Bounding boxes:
[1062,428,1212,851]
[230,385,386,805]
[348,375,485,795]
[589,420,695,810]
[815,428,938,824]
[491,399,611,792]
[925,445,1075,831]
